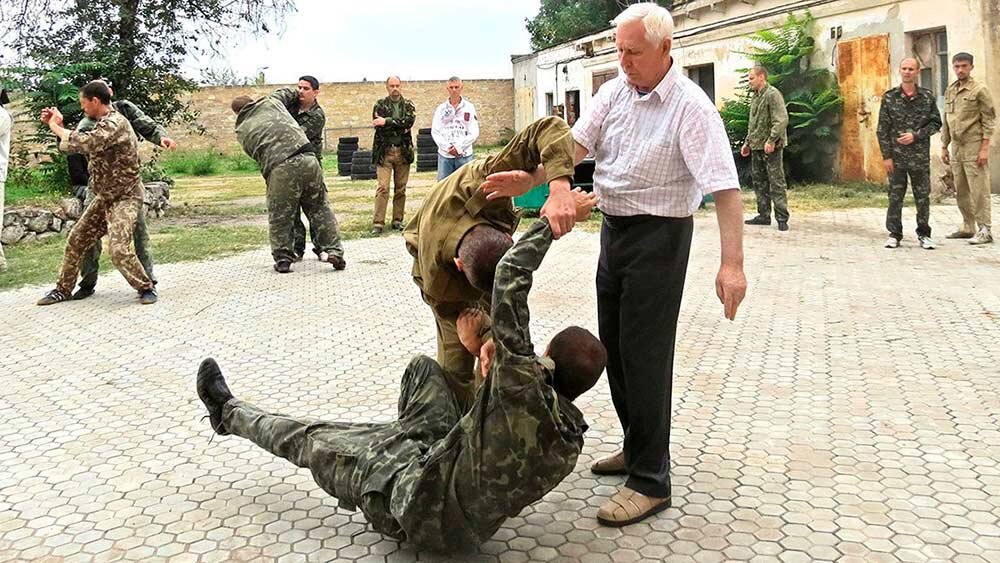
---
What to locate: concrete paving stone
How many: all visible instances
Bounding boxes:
[2,204,999,560]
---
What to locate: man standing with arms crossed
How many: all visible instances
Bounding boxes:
[291,75,328,261]
[483,2,747,526]
[370,76,415,235]
[741,65,790,231]
[432,76,479,180]
[877,58,942,249]
[941,52,996,245]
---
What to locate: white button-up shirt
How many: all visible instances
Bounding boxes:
[0,107,11,184]
[572,64,739,217]
[432,97,480,158]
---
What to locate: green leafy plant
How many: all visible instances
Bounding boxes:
[720,11,843,183]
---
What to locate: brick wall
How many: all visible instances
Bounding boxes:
[175,78,514,154]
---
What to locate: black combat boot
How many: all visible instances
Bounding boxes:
[273,260,292,273]
[197,358,235,436]
[744,215,771,226]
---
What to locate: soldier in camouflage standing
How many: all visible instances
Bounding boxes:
[877,58,942,250]
[290,75,327,261]
[36,81,157,305]
[370,76,415,235]
[231,88,345,273]
[941,52,996,245]
[742,65,790,231]
[73,80,178,300]
[195,218,607,551]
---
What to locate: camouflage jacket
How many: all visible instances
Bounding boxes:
[876,86,942,170]
[403,116,576,316]
[293,102,326,161]
[234,88,312,179]
[60,108,142,200]
[372,96,415,165]
[77,100,166,146]
[745,83,789,150]
[391,218,588,551]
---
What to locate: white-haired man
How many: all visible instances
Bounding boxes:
[482,2,747,526]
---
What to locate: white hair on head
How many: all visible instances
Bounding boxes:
[612,2,675,45]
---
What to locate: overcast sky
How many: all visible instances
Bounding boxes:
[185,0,541,85]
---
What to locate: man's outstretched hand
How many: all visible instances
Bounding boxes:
[481,170,535,200]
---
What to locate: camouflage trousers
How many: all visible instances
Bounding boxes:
[266,154,344,263]
[751,149,789,222]
[886,167,931,240]
[55,193,154,295]
[78,187,155,290]
[223,355,460,542]
[951,141,992,231]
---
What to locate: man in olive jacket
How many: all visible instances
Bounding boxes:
[742,65,790,231]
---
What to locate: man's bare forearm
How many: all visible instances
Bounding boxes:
[713,189,745,267]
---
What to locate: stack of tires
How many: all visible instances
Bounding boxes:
[415,128,438,173]
[350,150,377,181]
[337,137,359,177]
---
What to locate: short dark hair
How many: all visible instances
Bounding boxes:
[953,52,974,65]
[299,75,319,90]
[231,95,254,114]
[457,225,513,294]
[751,65,769,78]
[547,326,607,401]
[79,81,112,105]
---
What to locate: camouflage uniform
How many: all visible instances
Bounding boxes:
[291,101,326,258]
[876,85,942,240]
[372,96,416,227]
[76,100,166,290]
[941,77,996,232]
[745,83,790,222]
[235,88,343,264]
[403,116,576,409]
[222,219,586,552]
[52,108,154,295]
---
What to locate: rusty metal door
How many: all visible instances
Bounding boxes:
[837,34,891,183]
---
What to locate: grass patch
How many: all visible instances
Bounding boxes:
[4,178,68,207]
[0,224,269,291]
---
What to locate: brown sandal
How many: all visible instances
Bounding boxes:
[597,487,671,527]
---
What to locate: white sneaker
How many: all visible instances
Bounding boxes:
[969,228,994,245]
[918,236,936,250]
[884,237,900,248]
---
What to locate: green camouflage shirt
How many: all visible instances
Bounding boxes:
[745,83,789,149]
[876,85,942,170]
[372,96,415,165]
[390,218,588,551]
[77,99,166,146]
[234,88,312,179]
[293,102,326,161]
[60,108,142,200]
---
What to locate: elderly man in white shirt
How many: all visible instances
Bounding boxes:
[482,2,747,527]
[431,76,480,180]
[0,88,12,272]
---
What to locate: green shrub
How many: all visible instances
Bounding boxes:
[721,11,843,183]
[162,150,223,176]
[227,152,260,172]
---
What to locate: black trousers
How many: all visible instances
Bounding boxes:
[597,213,693,498]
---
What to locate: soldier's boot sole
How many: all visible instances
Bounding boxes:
[197,358,234,436]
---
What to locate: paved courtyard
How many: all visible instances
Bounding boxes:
[2,204,999,562]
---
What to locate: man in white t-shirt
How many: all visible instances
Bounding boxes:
[0,88,12,272]
[431,77,479,180]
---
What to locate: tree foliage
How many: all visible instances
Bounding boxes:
[720,12,843,183]
[526,1,674,51]
[1,0,295,130]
